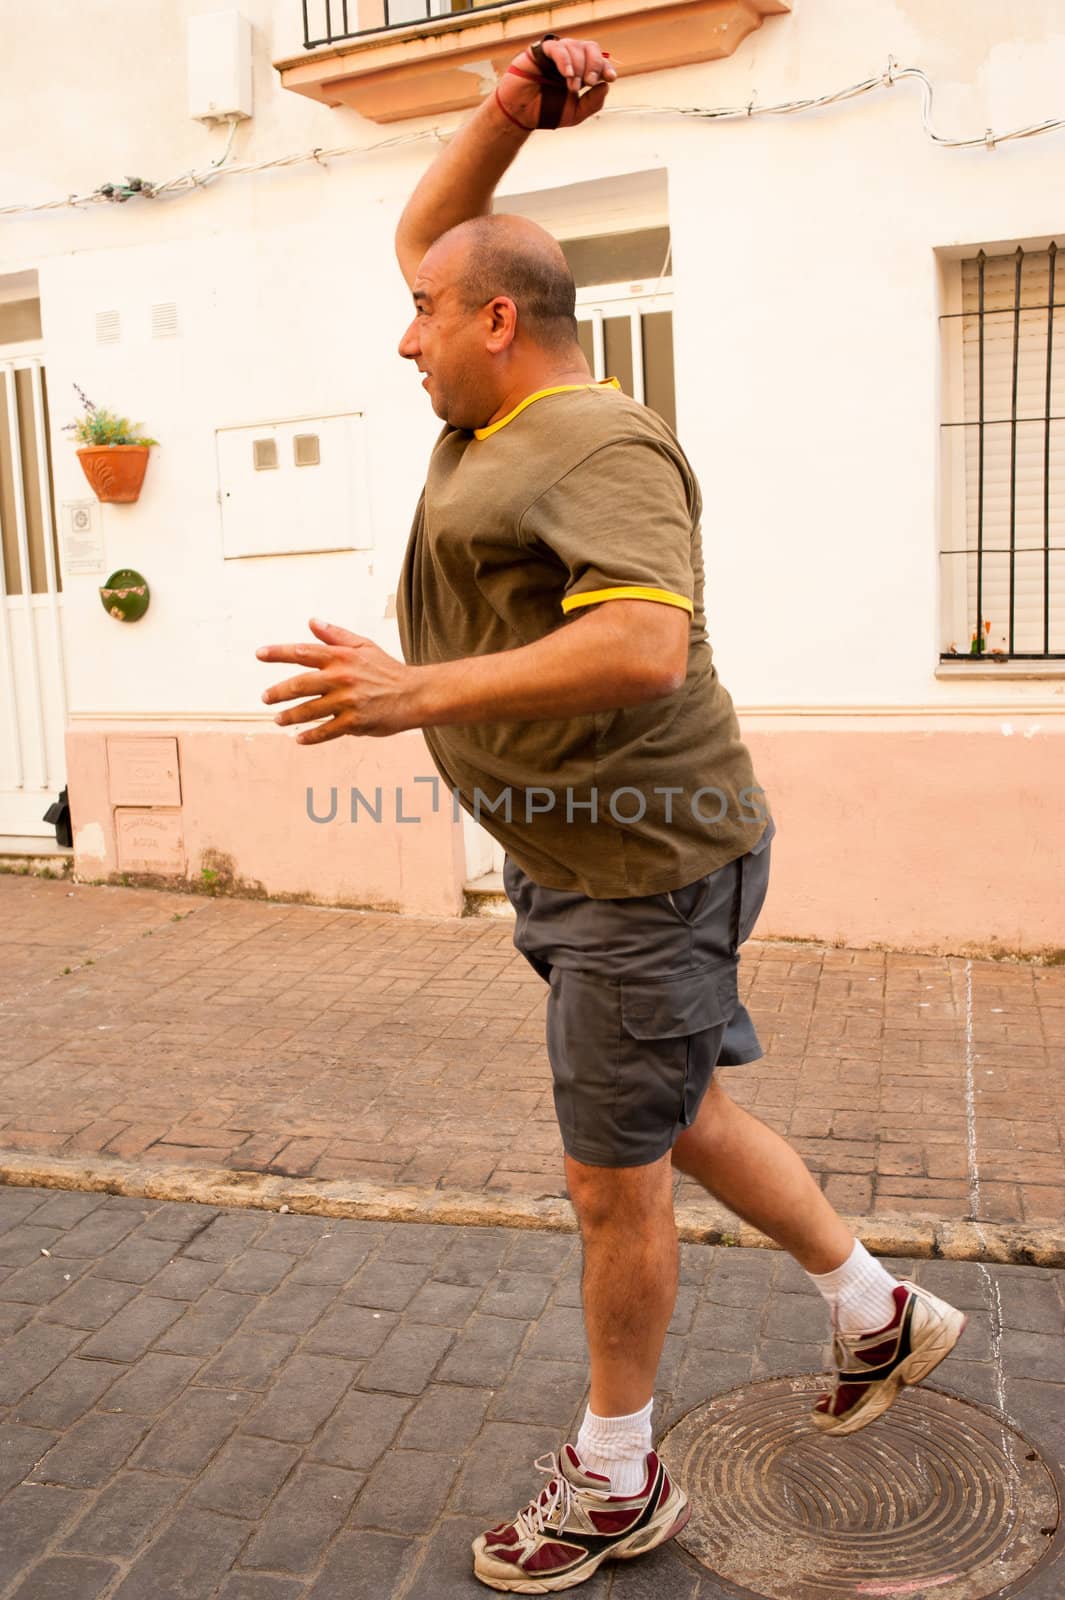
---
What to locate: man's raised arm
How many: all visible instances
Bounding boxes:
[394,37,616,289]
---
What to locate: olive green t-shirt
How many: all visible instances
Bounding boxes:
[395,381,769,897]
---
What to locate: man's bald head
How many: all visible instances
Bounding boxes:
[432,214,579,353]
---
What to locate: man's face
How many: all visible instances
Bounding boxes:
[398,242,497,430]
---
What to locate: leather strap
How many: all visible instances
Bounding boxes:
[527,34,568,129]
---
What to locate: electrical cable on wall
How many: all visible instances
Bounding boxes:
[0,120,445,217]
[611,59,1065,149]
[2,58,1064,219]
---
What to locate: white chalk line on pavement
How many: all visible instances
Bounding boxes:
[963,959,981,1220]
[964,957,1021,1523]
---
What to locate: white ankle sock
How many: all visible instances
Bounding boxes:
[575,1399,653,1497]
[808,1240,900,1333]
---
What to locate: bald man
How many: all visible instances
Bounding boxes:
[258,36,966,1592]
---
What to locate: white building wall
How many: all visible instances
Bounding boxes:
[3,0,1064,944]
[4,1,1064,715]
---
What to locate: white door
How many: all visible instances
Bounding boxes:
[0,348,69,845]
[464,282,676,883]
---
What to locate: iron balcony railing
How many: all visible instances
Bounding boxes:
[302,0,528,48]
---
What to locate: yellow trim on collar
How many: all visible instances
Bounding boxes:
[474,377,622,440]
[562,586,695,616]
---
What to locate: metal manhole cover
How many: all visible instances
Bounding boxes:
[659,1377,1060,1600]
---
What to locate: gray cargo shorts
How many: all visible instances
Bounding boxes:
[502,817,775,1169]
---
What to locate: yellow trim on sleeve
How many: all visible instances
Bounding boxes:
[561,586,695,617]
[474,377,622,440]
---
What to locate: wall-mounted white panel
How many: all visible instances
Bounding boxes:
[187,10,253,123]
[216,412,372,559]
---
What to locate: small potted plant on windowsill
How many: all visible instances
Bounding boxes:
[64,383,158,503]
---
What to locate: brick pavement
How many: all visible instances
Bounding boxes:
[1,875,1063,1229]
[1,1186,1063,1599]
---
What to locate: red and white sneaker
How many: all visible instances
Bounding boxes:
[472,1444,690,1592]
[812,1280,968,1436]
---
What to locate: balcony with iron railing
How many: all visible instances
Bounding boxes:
[278,0,790,123]
[303,0,529,50]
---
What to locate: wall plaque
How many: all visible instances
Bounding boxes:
[115,809,186,875]
[107,737,181,807]
[61,499,105,575]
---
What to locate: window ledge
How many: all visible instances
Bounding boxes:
[936,660,1065,681]
[276,0,791,124]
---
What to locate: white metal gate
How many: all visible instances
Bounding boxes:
[464,282,676,883]
[0,349,68,843]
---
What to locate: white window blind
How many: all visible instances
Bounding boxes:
[941,245,1065,658]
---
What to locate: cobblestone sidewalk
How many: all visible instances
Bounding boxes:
[3,1186,1065,1599]
[1,876,1063,1231]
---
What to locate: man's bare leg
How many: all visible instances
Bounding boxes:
[473,1145,692,1586]
[670,1075,967,1437]
[565,1152,677,1417]
[671,1078,854,1272]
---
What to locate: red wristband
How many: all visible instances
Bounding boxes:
[494,85,535,133]
[506,65,545,83]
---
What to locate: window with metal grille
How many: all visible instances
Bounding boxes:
[939,242,1064,661]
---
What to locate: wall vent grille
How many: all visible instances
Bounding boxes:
[151,302,179,338]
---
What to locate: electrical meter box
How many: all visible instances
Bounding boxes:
[216,413,373,559]
[188,11,253,123]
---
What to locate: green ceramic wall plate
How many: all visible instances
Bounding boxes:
[99,568,150,622]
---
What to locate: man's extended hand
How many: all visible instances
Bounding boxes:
[257,619,420,743]
[259,600,686,744]
[497,36,616,131]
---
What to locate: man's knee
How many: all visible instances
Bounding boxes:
[565,1152,672,1230]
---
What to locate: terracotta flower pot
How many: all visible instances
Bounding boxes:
[76,444,151,503]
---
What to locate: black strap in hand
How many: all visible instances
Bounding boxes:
[528,34,568,130]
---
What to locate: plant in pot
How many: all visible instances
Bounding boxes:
[65,383,158,503]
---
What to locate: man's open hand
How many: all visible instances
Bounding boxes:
[498,36,617,130]
[257,619,420,743]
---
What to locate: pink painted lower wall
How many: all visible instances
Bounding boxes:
[66,723,468,918]
[744,715,1065,957]
[67,714,1065,955]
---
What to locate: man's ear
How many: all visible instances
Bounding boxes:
[485,296,519,353]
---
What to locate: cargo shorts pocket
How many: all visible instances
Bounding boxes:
[546,964,739,1165]
[618,964,739,1139]
[735,816,775,951]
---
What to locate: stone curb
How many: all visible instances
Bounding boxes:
[2,1150,1063,1268]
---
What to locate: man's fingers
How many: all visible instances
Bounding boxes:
[544,39,575,84]
[521,37,616,109]
[294,720,346,746]
[584,46,616,86]
[256,642,330,668]
[262,670,330,706]
[274,694,342,726]
[542,38,607,90]
[308,617,368,647]
[543,37,617,83]
[572,81,610,124]
[563,42,587,86]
